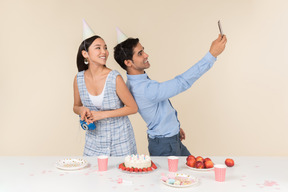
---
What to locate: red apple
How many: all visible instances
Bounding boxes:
[203,157,211,163]
[186,158,196,167]
[186,155,195,161]
[195,161,204,169]
[196,156,204,163]
[204,160,214,168]
[225,158,234,167]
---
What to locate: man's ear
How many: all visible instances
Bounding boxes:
[124,60,133,67]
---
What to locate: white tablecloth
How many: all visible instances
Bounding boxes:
[0,156,287,192]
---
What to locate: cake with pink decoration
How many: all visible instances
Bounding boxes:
[124,154,151,169]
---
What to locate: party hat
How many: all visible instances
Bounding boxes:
[116,27,128,44]
[82,19,95,41]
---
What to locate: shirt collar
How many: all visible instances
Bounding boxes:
[127,72,148,80]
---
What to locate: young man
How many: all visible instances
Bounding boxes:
[114,30,227,156]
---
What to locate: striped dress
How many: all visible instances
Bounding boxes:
[77,70,137,156]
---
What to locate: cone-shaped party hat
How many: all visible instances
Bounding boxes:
[82,19,95,41]
[116,27,128,44]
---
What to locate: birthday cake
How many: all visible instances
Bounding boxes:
[125,154,151,169]
[118,154,157,172]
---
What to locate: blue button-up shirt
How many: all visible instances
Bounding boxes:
[127,52,216,139]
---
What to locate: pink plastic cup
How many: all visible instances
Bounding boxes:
[167,156,179,172]
[97,155,108,171]
[214,164,227,182]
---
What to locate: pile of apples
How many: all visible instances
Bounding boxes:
[186,155,214,169]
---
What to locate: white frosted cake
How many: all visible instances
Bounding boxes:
[124,154,151,168]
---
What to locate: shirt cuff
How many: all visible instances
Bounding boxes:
[206,51,217,63]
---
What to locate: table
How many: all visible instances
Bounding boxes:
[0,156,287,192]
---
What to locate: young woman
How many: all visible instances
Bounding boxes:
[73,32,138,156]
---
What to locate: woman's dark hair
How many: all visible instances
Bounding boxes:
[113,38,139,70]
[76,35,101,72]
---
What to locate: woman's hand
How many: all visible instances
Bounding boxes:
[79,107,93,124]
[89,111,106,122]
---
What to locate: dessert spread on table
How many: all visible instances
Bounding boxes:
[161,173,198,187]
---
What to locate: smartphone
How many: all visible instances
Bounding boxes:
[218,20,223,36]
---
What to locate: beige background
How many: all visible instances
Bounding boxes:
[0,0,287,156]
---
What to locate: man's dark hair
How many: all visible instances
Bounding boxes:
[114,38,139,70]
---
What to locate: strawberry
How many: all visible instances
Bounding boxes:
[126,167,130,171]
[134,168,139,172]
[152,163,157,169]
[121,166,126,171]
[138,168,142,172]
[143,168,147,172]
[129,168,133,172]
[147,167,152,171]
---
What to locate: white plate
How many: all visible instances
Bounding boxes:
[117,162,160,174]
[55,158,88,170]
[161,173,199,188]
[185,164,214,172]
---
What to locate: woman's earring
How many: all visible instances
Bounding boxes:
[84,58,89,65]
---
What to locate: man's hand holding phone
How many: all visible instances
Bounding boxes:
[209,21,227,57]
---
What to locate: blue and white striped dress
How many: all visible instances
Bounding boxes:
[77,70,137,156]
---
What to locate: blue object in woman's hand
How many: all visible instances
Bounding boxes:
[80,119,96,130]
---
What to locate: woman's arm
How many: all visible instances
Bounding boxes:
[73,75,92,123]
[89,75,138,121]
